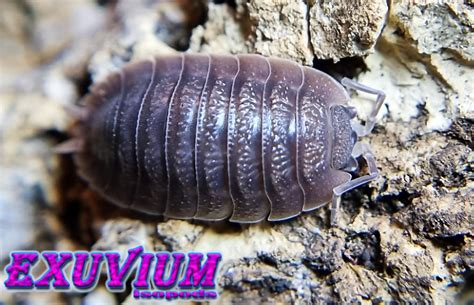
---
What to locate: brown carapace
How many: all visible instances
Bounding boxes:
[60,53,385,224]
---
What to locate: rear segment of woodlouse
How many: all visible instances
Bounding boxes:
[70,53,383,223]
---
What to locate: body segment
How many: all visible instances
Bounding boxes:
[75,53,361,223]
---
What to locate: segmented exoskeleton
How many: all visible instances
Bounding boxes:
[60,53,385,224]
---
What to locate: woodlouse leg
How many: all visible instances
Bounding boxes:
[53,138,84,154]
[63,103,89,120]
[342,156,359,172]
[341,78,385,137]
[330,143,378,225]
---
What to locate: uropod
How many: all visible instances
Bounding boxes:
[58,53,385,225]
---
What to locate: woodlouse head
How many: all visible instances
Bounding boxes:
[330,104,358,171]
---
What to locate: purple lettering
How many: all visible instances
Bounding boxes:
[35,252,73,289]
[153,253,185,289]
[132,253,154,289]
[152,291,165,298]
[206,291,218,299]
[105,246,143,290]
[4,252,39,289]
[71,252,103,289]
[166,291,179,300]
[178,253,221,288]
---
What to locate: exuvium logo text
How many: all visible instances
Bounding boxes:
[3,246,221,301]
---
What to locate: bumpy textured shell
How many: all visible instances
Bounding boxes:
[75,53,354,223]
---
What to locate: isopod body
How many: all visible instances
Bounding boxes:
[73,53,383,223]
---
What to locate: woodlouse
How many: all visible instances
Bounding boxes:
[59,53,385,224]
